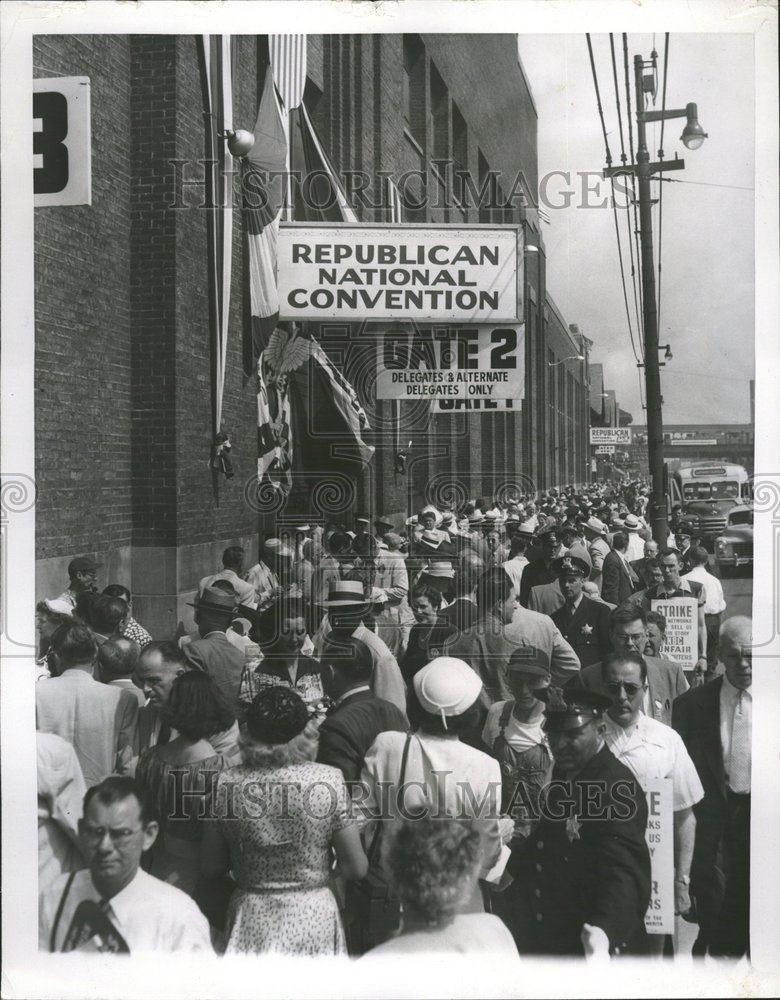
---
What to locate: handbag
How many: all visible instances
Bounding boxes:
[344,732,413,956]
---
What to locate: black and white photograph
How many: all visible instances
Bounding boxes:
[1,1,778,997]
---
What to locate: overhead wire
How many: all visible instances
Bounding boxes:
[623,33,645,359]
[609,33,643,365]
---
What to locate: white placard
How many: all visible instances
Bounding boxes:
[589,427,632,445]
[376,325,524,402]
[644,777,675,934]
[669,438,718,446]
[277,224,522,322]
[33,77,91,207]
[594,445,616,455]
[651,596,699,670]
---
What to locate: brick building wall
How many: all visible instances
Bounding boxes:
[34,33,593,616]
[34,35,260,635]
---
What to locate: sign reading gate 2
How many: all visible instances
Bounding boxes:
[278,224,523,322]
[376,325,525,403]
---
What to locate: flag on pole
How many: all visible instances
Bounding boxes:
[196,35,236,440]
[269,35,307,111]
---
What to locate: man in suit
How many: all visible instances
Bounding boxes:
[182,585,246,716]
[442,551,484,633]
[575,603,688,726]
[317,635,408,783]
[527,578,564,616]
[518,527,562,607]
[515,685,651,957]
[601,531,640,606]
[551,553,611,669]
[630,539,660,589]
[672,616,752,958]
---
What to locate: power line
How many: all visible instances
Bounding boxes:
[652,177,755,192]
[623,34,645,357]
[656,33,669,343]
[586,34,613,168]
[610,34,643,363]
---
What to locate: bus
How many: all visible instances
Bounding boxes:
[667,463,751,543]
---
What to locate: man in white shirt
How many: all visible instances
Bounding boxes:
[244,539,289,610]
[683,546,727,676]
[38,732,87,894]
[672,616,752,957]
[502,535,529,595]
[198,544,257,609]
[601,651,704,954]
[40,776,211,952]
[36,624,139,787]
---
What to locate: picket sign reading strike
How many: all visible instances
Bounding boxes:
[651,597,699,670]
[278,224,523,322]
[376,325,525,402]
[644,777,674,935]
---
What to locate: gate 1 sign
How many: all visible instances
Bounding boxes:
[278,225,522,323]
[376,325,524,403]
[644,777,674,935]
[589,427,632,445]
[652,597,699,670]
[33,78,91,207]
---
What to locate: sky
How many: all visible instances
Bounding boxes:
[516,32,755,424]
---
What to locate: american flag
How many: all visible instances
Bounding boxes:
[269,35,307,111]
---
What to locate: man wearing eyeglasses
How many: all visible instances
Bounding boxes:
[601,652,704,955]
[40,777,211,953]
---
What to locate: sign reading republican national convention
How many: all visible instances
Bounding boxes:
[278,224,523,323]
[590,427,632,445]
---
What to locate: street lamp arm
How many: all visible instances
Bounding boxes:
[640,107,689,123]
[548,354,584,366]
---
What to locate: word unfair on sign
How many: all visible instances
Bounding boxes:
[652,597,699,670]
[278,225,522,322]
[376,326,524,403]
[589,427,632,445]
[33,77,91,207]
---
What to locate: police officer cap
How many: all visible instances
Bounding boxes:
[539,685,612,733]
[551,553,591,577]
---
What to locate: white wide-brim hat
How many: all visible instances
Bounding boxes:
[413,657,483,727]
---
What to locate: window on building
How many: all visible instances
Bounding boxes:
[429,63,448,162]
[452,101,468,222]
[403,34,425,148]
[478,149,495,224]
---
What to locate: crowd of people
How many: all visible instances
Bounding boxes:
[35,479,750,963]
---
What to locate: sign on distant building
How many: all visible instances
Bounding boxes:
[669,439,718,446]
[590,427,632,445]
[376,325,524,403]
[594,445,616,455]
[278,225,522,322]
[34,77,91,207]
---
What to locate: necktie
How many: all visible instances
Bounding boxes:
[728,690,751,793]
[156,720,171,746]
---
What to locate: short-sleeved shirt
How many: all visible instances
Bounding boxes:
[40,868,212,952]
[603,713,704,811]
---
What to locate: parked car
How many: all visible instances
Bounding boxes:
[714,505,753,577]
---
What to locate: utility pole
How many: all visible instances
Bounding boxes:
[633,54,668,547]
[604,50,706,546]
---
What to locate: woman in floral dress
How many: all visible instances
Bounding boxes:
[201,687,368,955]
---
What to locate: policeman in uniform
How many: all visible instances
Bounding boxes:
[550,551,612,669]
[513,685,651,958]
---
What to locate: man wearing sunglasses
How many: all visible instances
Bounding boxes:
[601,652,704,955]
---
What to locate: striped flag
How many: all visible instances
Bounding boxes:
[196,35,236,438]
[269,35,307,111]
[242,69,288,361]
